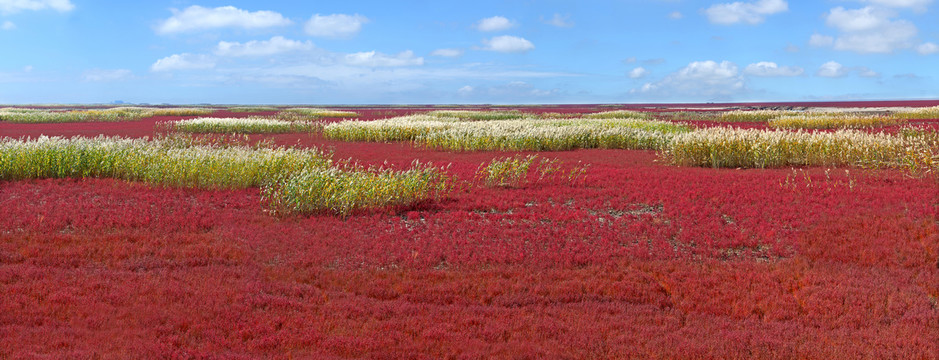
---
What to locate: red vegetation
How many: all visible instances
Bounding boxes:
[1,104,938,358]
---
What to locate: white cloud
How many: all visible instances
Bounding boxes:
[743,61,804,77]
[817,61,848,77]
[216,36,314,57]
[628,67,648,79]
[637,60,745,97]
[304,13,369,38]
[822,6,917,53]
[82,69,132,82]
[809,34,835,47]
[430,48,464,57]
[669,11,684,19]
[917,42,939,54]
[151,54,216,72]
[1,20,14,30]
[344,50,424,67]
[816,61,881,77]
[826,6,889,32]
[457,85,474,95]
[704,0,788,25]
[155,6,290,34]
[857,67,880,77]
[543,13,573,28]
[862,0,932,11]
[480,35,535,53]
[475,16,515,32]
[0,0,73,14]
[23,65,32,72]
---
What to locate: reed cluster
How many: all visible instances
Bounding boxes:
[228,106,282,113]
[889,106,939,120]
[474,154,590,188]
[0,136,451,214]
[769,114,905,129]
[582,110,649,119]
[170,117,322,133]
[0,107,214,123]
[476,155,538,187]
[714,110,798,122]
[896,127,939,177]
[426,110,526,121]
[323,115,689,151]
[0,136,328,187]
[664,127,903,168]
[144,107,217,117]
[656,111,717,121]
[262,161,452,216]
[278,108,358,118]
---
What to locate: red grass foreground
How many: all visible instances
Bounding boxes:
[1,105,938,359]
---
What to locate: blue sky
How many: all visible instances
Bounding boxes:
[0,0,937,104]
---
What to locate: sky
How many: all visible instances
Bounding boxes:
[0,0,938,104]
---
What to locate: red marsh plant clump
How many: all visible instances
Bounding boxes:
[0,104,938,358]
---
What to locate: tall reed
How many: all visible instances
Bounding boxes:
[665,127,902,168]
[0,107,214,123]
[889,106,939,120]
[262,161,452,216]
[769,114,905,129]
[324,115,689,151]
[0,136,451,214]
[170,117,322,133]
[715,110,798,122]
[278,108,358,118]
[426,110,526,121]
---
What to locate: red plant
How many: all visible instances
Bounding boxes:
[1,104,938,358]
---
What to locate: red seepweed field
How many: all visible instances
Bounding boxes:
[1,101,938,358]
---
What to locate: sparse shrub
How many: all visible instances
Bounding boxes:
[475,155,590,187]
[477,155,538,187]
